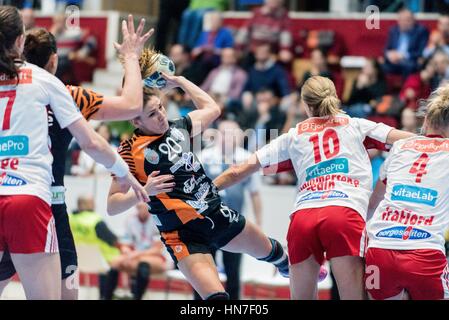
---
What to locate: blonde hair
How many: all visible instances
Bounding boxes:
[301,76,342,117]
[425,84,449,130]
[119,47,161,79]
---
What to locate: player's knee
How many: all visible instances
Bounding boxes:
[205,291,230,300]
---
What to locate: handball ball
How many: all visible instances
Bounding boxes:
[143,54,176,89]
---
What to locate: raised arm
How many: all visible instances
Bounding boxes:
[213,153,262,191]
[90,15,153,121]
[162,73,221,135]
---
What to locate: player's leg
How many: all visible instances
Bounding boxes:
[52,204,79,300]
[5,195,61,300]
[330,256,366,300]
[11,253,61,299]
[289,256,321,300]
[0,251,16,296]
[177,253,228,300]
[217,208,289,277]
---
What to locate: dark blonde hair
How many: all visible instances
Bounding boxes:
[425,84,449,130]
[301,76,341,117]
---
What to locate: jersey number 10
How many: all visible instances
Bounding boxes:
[0,90,16,131]
[309,128,340,163]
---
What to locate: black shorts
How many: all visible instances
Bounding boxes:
[160,203,246,266]
[0,203,78,281]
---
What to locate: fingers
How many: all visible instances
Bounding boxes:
[153,175,174,184]
[121,19,129,38]
[157,182,176,190]
[135,18,145,37]
[113,42,121,51]
[141,28,154,43]
[128,14,135,35]
[148,171,160,178]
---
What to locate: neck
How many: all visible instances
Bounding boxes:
[425,128,447,138]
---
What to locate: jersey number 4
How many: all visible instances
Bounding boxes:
[409,153,429,183]
[0,90,16,131]
[309,128,340,163]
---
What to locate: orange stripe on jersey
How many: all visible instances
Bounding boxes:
[67,85,104,120]
[0,69,32,85]
[297,117,349,135]
[401,139,449,153]
[160,231,190,262]
[117,133,162,184]
[157,193,205,225]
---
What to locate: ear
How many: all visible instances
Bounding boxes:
[131,118,141,128]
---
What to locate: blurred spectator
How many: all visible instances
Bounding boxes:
[401,107,418,133]
[423,50,449,91]
[50,13,98,85]
[108,203,171,300]
[154,0,190,53]
[190,11,234,78]
[300,48,333,85]
[197,119,263,300]
[242,43,291,108]
[235,0,293,68]
[71,124,116,176]
[169,44,203,85]
[177,0,228,49]
[344,59,387,118]
[20,7,35,31]
[201,48,248,102]
[423,14,449,59]
[245,88,286,150]
[383,8,429,78]
[69,196,122,300]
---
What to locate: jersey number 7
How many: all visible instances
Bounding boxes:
[409,153,429,183]
[0,90,16,131]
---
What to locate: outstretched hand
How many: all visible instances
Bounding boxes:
[114,14,154,59]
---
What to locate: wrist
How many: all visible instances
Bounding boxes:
[107,155,129,178]
[122,53,140,61]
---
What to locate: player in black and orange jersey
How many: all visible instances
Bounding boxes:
[107,70,290,300]
[0,17,171,300]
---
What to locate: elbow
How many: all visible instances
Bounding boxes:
[106,200,119,216]
[211,103,221,120]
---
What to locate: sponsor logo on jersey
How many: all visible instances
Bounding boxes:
[376,226,431,240]
[401,139,449,153]
[0,69,32,85]
[183,174,206,194]
[186,199,209,214]
[0,172,27,186]
[380,206,434,226]
[144,148,160,165]
[306,158,349,181]
[0,136,29,157]
[300,174,360,191]
[170,127,186,142]
[170,152,201,173]
[391,185,438,207]
[297,117,349,134]
[297,190,349,204]
[0,158,19,170]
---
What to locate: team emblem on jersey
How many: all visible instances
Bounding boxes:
[145,148,160,165]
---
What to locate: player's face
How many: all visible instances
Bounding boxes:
[136,96,169,135]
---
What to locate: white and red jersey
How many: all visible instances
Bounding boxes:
[256,114,393,219]
[0,63,82,204]
[367,135,449,254]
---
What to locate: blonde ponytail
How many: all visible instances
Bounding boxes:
[425,84,449,130]
[301,76,342,117]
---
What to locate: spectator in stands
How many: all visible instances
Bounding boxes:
[20,7,35,31]
[401,107,418,133]
[154,0,190,53]
[245,87,287,150]
[69,196,122,300]
[235,0,293,68]
[197,119,263,300]
[423,14,449,59]
[201,48,248,102]
[177,0,228,49]
[242,43,291,110]
[108,203,171,300]
[299,48,332,86]
[50,13,97,85]
[344,59,387,118]
[383,8,429,78]
[71,124,116,176]
[169,44,203,85]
